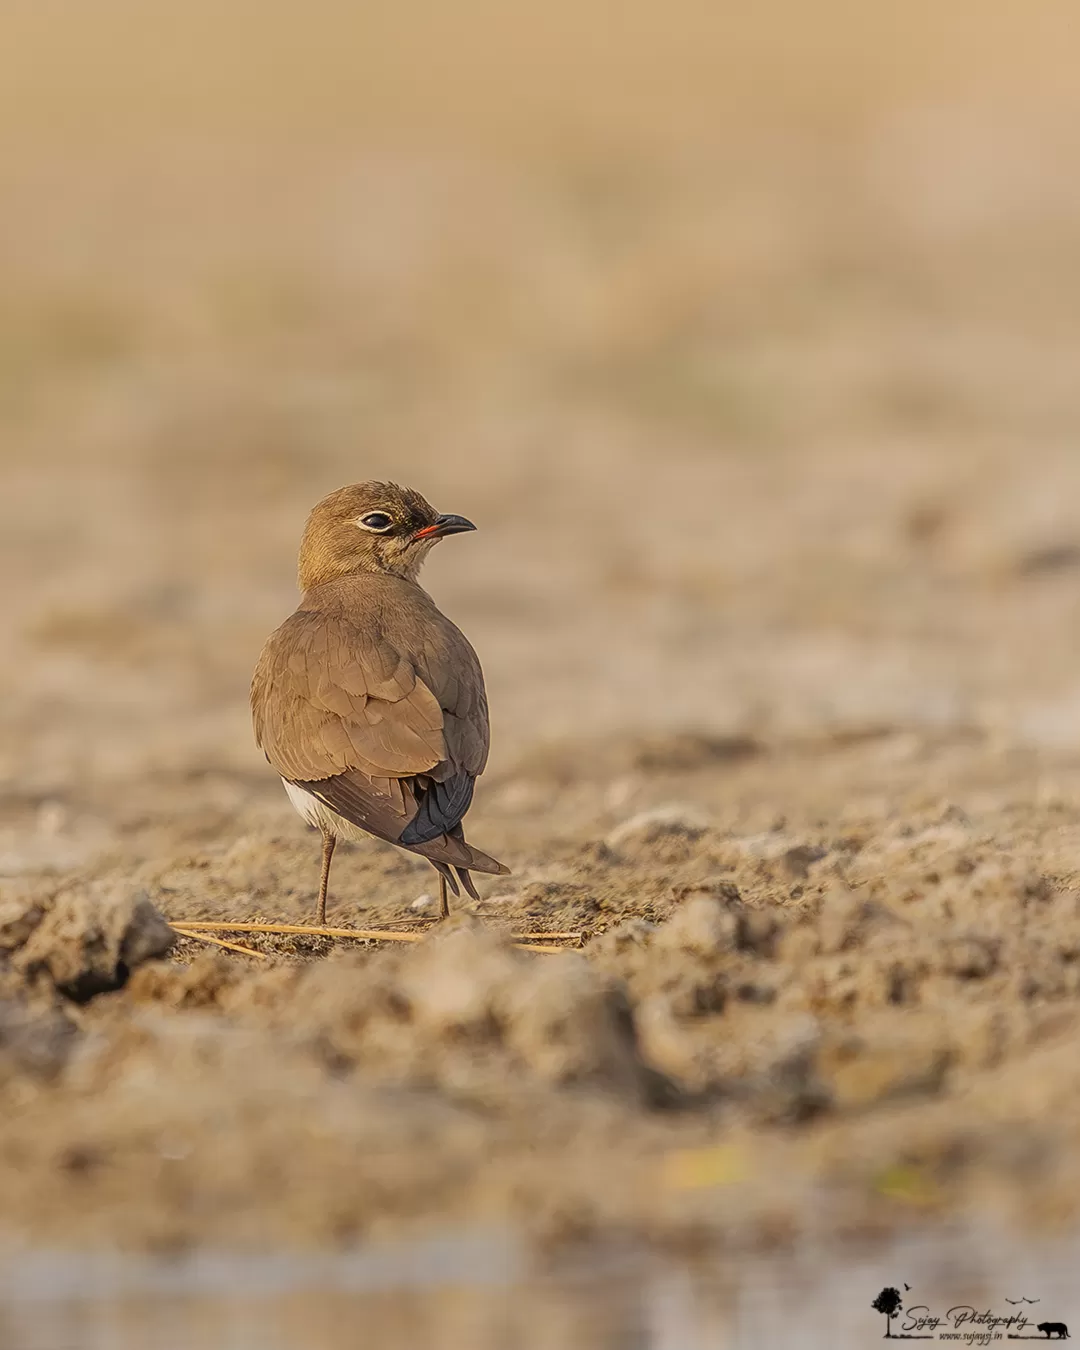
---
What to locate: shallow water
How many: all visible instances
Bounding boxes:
[4,1227,1078,1350]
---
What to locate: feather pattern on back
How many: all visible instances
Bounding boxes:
[251,571,507,877]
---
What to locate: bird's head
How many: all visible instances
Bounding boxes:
[297,481,476,591]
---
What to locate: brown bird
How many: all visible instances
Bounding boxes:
[251,481,509,924]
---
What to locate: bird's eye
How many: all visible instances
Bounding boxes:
[358,512,393,532]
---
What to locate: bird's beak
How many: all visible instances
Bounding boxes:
[412,513,477,541]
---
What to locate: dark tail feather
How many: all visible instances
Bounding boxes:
[430,860,460,897]
[455,867,481,901]
[450,823,510,881]
[408,829,510,878]
[400,774,475,846]
[461,845,511,877]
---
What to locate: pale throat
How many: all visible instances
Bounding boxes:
[383,539,437,582]
[298,537,439,590]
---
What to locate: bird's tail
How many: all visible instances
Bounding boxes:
[407,831,510,879]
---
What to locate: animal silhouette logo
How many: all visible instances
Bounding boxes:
[1037,1324,1070,1340]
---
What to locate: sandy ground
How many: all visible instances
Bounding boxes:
[4,1,1080,1271]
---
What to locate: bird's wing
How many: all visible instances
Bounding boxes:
[251,607,487,844]
[409,604,490,778]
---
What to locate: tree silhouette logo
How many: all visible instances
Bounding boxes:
[873,1288,905,1338]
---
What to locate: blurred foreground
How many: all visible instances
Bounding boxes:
[7,1227,1080,1350]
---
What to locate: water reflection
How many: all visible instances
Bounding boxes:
[2,1226,1078,1350]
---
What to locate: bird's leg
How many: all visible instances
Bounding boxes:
[317,829,337,926]
[438,872,450,920]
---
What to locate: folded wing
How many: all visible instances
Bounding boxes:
[251,607,505,876]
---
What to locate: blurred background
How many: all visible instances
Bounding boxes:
[6,4,1080,1345]
[6,0,1080,797]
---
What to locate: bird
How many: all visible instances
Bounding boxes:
[251,481,509,924]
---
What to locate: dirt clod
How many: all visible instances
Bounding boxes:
[9,887,174,1002]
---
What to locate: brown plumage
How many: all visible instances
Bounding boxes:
[251,482,509,922]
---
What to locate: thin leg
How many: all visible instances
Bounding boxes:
[317,829,337,926]
[438,872,450,920]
